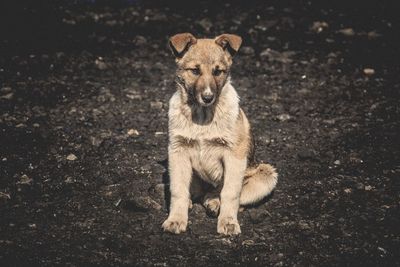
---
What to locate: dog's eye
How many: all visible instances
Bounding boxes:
[189,68,201,75]
[213,69,223,76]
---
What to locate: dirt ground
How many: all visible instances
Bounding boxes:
[0,0,399,266]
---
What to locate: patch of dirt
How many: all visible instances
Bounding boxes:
[1,0,399,266]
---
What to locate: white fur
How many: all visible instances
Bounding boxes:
[164,81,246,234]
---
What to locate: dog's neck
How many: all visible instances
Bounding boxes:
[189,104,216,125]
[178,81,240,126]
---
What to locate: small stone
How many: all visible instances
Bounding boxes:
[265,137,271,146]
[0,87,12,93]
[0,93,14,100]
[242,239,255,246]
[349,154,363,164]
[323,119,336,125]
[95,58,107,70]
[66,154,77,161]
[114,198,122,207]
[276,114,292,122]
[126,93,142,100]
[64,176,74,184]
[28,223,37,229]
[334,160,341,165]
[90,136,103,147]
[363,68,375,75]
[338,28,355,36]
[298,220,311,230]
[378,246,387,254]
[150,101,163,109]
[344,188,352,194]
[367,31,381,39]
[18,174,33,185]
[310,21,329,33]
[0,192,11,200]
[127,129,139,136]
[364,185,373,191]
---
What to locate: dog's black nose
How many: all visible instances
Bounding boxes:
[201,94,214,104]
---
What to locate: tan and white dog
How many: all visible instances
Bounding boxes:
[162,33,278,235]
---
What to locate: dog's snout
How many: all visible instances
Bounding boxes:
[201,93,214,104]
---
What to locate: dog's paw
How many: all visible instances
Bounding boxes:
[203,198,220,217]
[217,216,241,235]
[162,217,188,234]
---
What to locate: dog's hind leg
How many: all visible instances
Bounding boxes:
[239,163,278,206]
[202,185,222,217]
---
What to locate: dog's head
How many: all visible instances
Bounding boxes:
[169,33,242,107]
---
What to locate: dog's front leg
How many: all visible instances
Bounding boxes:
[218,154,246,235]
[162,149,192,234]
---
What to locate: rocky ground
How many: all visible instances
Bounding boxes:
[0,0,399,266]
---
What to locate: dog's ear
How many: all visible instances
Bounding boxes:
[215,34,242,56]
[169,33,197,58]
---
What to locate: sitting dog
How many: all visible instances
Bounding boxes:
[162,33,278,235]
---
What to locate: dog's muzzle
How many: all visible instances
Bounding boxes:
[201,93,215,104]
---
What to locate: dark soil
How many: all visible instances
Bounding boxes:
[1,0,399,266]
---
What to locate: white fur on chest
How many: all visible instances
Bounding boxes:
[168,82,240,185]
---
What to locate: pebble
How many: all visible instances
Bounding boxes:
[127,129,140,136]
[150,101,163,109]
[363,68,375,75]
[310,21,329,33]
[242,239,255,246]
[298,220,311,230]
[276,114,292,122]
[0,87,12,93]
[0,93,14,100]
[337,28,355,36]
[66,154,78,161]
[95,59,107,70]
[90,136,103,147]
[0,192,11,200]
[364,185,373,191]
[18,174,33,185]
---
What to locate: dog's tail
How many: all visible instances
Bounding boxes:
[239,163,278,206]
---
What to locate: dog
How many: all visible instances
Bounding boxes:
[162,33,278,235]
